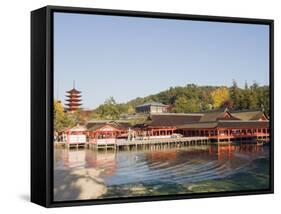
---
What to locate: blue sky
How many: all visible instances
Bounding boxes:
[54,12,269,109]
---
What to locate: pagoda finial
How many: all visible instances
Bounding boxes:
[73,80,75,89]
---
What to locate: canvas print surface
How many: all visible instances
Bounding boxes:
[53,12,271,202]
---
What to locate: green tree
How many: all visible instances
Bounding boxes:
[229,80,242,110]
[89,82,270,117]
[54,100,65,131]
[172,96,200,113]
[249,81,259,110]
[240,82,251,110]
[63,112,79,128]
[94,97,121,120]
[256,86,269,116]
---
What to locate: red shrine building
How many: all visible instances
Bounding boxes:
[129,108,269,143]
[176,109,269,142]
[65,86,82,112]
[86,120,130,145]
[134,113,202,139]
[60,108,270,146]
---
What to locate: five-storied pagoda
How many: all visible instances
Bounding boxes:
[65,81,82,112]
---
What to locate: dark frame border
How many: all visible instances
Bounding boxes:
[31,5,274,208]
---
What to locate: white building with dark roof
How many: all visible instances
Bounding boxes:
[135,102,169,114]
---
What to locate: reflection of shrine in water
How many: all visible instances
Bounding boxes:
[54,143,268,181]
[145,143,267,168]
[60,149,86,168]
[140,144,268,185]
[54,149,117,176]
[54,142,269,189]
[85,150,117,176]
[209,143,265,160]
[145,146,212,171]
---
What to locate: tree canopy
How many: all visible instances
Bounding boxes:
[54,81,270,131]
[124,82,269,115]
[90,82,269,119]
[54,100,80,131]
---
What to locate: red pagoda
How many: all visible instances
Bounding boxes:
[65,82,82,112]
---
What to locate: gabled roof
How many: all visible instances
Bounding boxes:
[231,110,268,121]
[86,120,131,131]
[199,108,239,122]
[87,123,127,132]
[64,125,87,132]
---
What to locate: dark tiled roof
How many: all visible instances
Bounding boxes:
[86,122,102,130]
[177,120,269,129]
[218,120,269,128]
[177,122,218,129]
[146,113,203,127]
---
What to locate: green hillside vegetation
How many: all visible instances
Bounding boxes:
[54,80,269,131]
[91,80,269,117]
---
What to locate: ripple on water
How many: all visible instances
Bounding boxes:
[101,146,269,186]
[54,145,269,188]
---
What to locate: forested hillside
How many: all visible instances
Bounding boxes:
[91,80,269,119]
[54,81,269,131]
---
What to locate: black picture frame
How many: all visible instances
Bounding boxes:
[31,5,274,208]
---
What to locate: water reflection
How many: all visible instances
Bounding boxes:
[54,143,269,188]
[85,150,117,176]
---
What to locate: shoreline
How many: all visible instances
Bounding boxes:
[54,168,107,201]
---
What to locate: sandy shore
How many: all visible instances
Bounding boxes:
[54,168,107,201]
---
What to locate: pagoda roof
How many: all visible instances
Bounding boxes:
[66,94,81,97]
[66,107,80,111]
[65,103,82,106]
[66,88,81,94]
[65,99,82,102]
